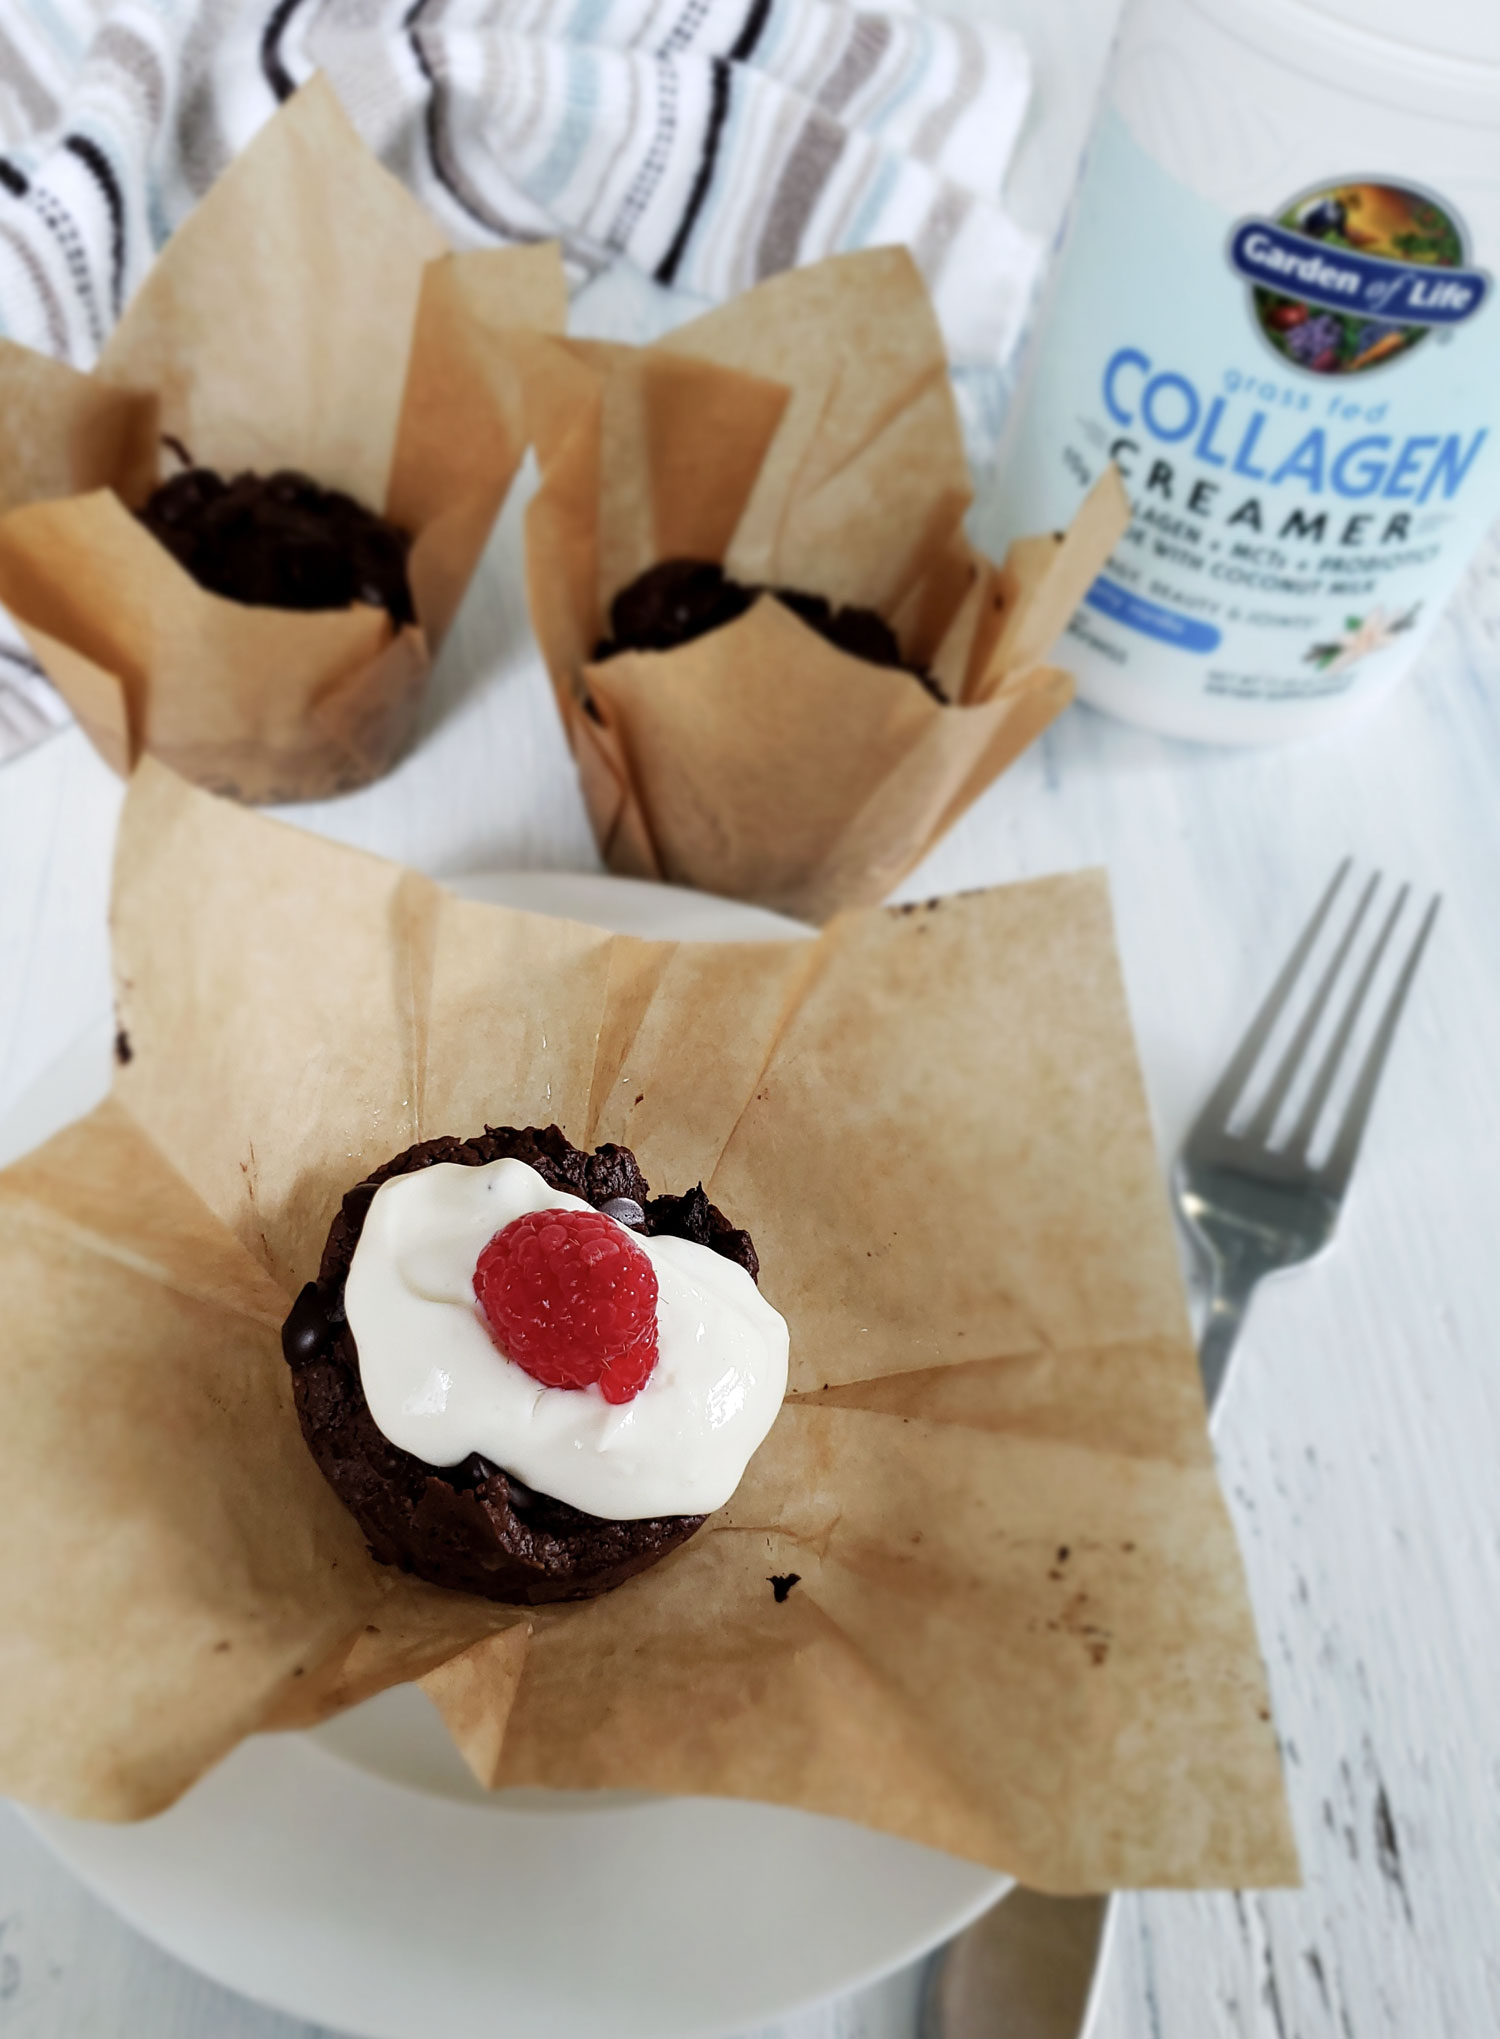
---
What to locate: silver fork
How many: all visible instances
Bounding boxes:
[1182,859,1440,1405]
[923,861,1440,2039]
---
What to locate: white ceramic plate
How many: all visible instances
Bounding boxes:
[2,870,1009,2039]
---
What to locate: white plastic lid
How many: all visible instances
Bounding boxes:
[1191,0,1500,110]
[1297,0,1500,65]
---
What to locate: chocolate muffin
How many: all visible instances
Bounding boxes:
[137,465,415,626]
[282,1124,760,1606]
[592,557,947,701]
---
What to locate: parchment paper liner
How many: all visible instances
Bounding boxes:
[0,762,1296,1892]
[520,247,1130,922]
[0,77,565,803]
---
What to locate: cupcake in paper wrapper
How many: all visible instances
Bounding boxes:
[0,77,565,803]
[520,248,1129,922]
[0,763,1297,1896]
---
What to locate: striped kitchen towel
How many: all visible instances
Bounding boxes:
[0,0,1039,761]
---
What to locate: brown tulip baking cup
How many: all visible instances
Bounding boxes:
[519,247,1129,922]
[0,762,1296,1894]
[0,77,565,803]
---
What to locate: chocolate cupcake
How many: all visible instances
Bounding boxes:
[593,557,947,701]
[283,1125,787,1606]
[137,464,415,626]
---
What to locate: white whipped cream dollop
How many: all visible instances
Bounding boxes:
[344,1158,789,1520]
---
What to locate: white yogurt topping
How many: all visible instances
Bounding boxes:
[344,1158,789,1520]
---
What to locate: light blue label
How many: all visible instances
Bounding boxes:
[995,114,1500,705]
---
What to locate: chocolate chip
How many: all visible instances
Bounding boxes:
[600,1196,646,1228]
[281,1281,340,1367]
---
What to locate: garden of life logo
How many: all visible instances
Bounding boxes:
[1227,179,1489,377]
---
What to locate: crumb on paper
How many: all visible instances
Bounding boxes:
[769,1573,801,1604]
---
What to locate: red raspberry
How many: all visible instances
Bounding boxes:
[473,1207,659,1404]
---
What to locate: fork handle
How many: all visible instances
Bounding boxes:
[1199,1258,1260,1414]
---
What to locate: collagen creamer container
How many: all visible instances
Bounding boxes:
[990,0,1500,742]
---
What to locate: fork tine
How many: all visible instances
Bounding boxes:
[1190,858,1350,1139]
[1282,882,1407,1162]
[1318,893,1441,1193]
[1240,871,1379,1145]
